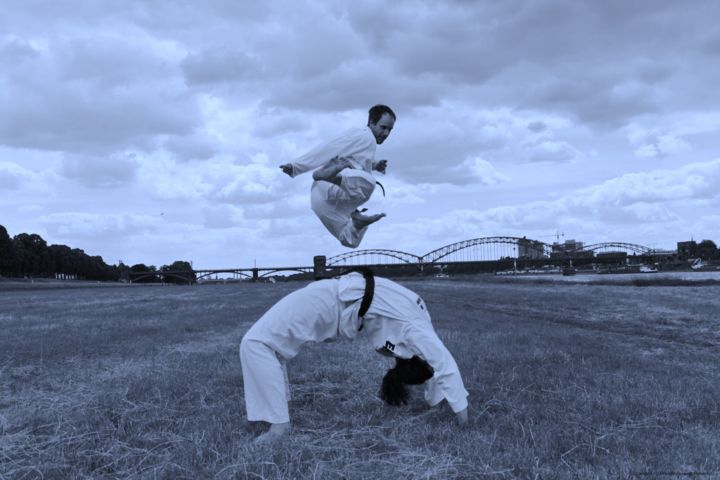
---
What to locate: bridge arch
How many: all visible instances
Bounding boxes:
[327,249,421,267]
[129,271,197,284]
[576,242,653,255]
[421,236,551,264]
[258,268,313,278]
[195,270,252,281]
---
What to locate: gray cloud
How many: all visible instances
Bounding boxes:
[380,106,581,184]
[261,59,443,113]
[182,49,262,86]
[163,132,219,162]
[0,28,200,155]
[0,35,39,61]
[61,154,139,188]
[250,111,311,138]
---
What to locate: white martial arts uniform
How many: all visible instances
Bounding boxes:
[288,127,380,248]
[239,273,469,424]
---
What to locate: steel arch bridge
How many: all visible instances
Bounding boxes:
[257,267,313,278]
[421,237,552,264]
[195,269,252,281]
[195,267,314,281]
[576,242,654,255]
[327,249,421,267]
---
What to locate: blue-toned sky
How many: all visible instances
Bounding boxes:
[2,0,719,268]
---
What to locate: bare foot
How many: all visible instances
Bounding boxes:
[254,422,291,444]
[313,156,353,182]
[351,210,386,229]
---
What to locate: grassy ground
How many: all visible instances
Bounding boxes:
[1,276,719,479]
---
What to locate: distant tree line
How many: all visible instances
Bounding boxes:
[0,225,196,284]
[687,239,719,260]
[128,261,197,284]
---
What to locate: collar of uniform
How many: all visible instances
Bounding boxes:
[337,272,366,302]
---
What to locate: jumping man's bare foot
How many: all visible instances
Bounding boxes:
[312,156,353,183]
[351,210,386,230]
[254,422,291,444]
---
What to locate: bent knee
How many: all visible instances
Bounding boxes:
[340,237,361,249]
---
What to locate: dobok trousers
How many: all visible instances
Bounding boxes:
[311,169,376,248]
[239,338,292,424]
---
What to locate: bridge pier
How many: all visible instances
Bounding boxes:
[252,268,258,282]
[313,255,326,278]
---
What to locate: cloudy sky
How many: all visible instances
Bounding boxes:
[2,0,719,269]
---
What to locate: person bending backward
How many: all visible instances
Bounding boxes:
[239,270,469,443]
[279,105,396,248]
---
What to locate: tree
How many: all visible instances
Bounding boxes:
[117,261,131,282]
[0,225,14,276]
[1,227,120,281]
[161,260,197,285]
[129,264,159,283]
[697,239,718,260]
[48,244,73,279]
[12,233,51,277]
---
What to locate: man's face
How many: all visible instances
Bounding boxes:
[369,113,395,144]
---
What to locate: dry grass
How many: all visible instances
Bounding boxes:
[1,277,719,479]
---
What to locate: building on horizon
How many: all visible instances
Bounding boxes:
[517,237,547,259]
[677,240,697,260]
[550,239,593,259]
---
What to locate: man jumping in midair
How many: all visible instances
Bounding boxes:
[280,105,396,248]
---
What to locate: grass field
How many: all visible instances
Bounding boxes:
[1,275,719,479]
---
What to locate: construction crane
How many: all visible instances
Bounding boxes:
[538,231,565,244]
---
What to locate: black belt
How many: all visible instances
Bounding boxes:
[353,267,375,319]
[316,267,374,330]
[376,181,385,197]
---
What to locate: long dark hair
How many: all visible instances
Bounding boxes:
[380,356,434,406]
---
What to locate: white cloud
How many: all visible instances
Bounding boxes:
[202,204,244,229]
[525,139,580,163]
[578,159,720,206]
[138,155,214,200]
[40,212,160,238]
[0,161,38,189]
[210,163,287,205]
[632,132,692,158]
[380,158,720,253]
[451,158,509,185]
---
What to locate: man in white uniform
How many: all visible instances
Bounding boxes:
[279,105,396,248]
[239,271,469,443]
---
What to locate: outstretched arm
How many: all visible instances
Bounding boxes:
[287,128,371,177]
[405,324,469,426]
[279,164,294,177]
